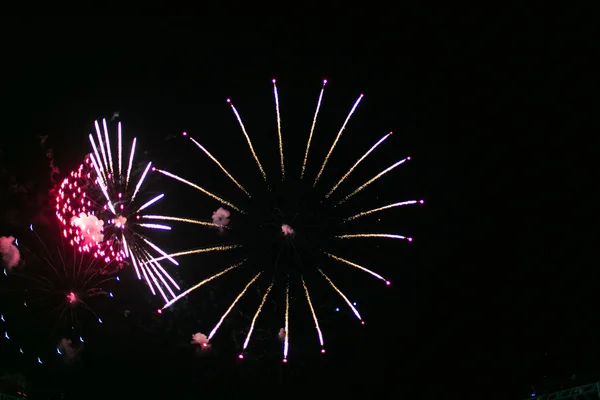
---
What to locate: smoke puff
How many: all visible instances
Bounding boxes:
[0,236,20,270]
[281,224,294,236]
[57,338,78,362]
[278,328,286,341]
[70,212,104,245]
[191,332,209,346]
[212,208,230,228]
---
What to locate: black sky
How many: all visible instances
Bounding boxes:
[0,16,593,399]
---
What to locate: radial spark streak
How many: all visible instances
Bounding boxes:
[142,238,180,266]
[208,272,262,340]
[136,193,165,213]
[318,269,362,321]
[154,169,243,213]
[272,80,284,179]
[301,80,326,179]
[186,135,250,197]
[326,132,392,198]
[338,157,409,205]
[325,252,387,282]
[161,260,246,310]
[314,94,364,186]
[242,282,273,350]
[227,99,267,182]
[88,134,108,185]
[283,281,290,361]
[141,215,221,228]
[344,200,421,222]
[302,276,324,349]
[94,120,109,173]
[118,122,122,177]
[335,233,410,241]
[102,119,114,179]
[144,245,240,264]
[126,137,137,190]
[132,162,152,201]
[138,223,172,231]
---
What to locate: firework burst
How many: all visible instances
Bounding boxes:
[55,118,183,303]
[153,80,424,360]
[0,224,118,364]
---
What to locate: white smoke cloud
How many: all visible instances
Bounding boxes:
[281,224,294,236]
[191,332,210,350]
[212,208,230,231]
[278,328,286,341]
[70,212,104,245]
[57,338,79,363]
[0,236,20,270]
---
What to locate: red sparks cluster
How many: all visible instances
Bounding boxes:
[55,158,125,265]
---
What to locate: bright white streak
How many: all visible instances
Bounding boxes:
[273,80,284,180]
[141,215,220,228]
[301,276,324,348]
[314,94,364,186]
[126,138,137,190]
[118,122,122,178]
[139,252,168,303]
[319,269,362,320]
[138,223,171,231]
[208,272,262,340]
[344,200,420,222]
[325,252,387,282]
[102,119,114,179]
[326,132,392,198]
[143,245,239,264]
[137,253,155,295]
[188,136,250,197]
[136,193,165,213]
[89,153,116,214]
[147,255,180,291]
[162,260,245,310]
[141,249,177,300]
[242,283,273,350]
[142,238,179,266]
[338,158,409,205]
[132,162,152,202]
[94,120,109,173]
[301,80,326,179]
[283,282,290,360]
[335,233,409,241]
[88,134,108,186]
[155,169,243,213]
[122,236,140,279]
[227,99,267,182]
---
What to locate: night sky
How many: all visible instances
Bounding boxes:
[0,17,591,399]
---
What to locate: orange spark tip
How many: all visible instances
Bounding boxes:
[238,354,244,359]
[361,321,365,325]
[157,309,162,314]
[389,131,393,135]
[321,349,326,354]
[386,280,391,286]
[282,358,287,363]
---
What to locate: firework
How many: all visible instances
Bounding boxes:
[0,224,117,364]
[156,80,424,360]
[54,118,182,303]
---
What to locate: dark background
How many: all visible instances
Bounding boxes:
[0,16,593,399]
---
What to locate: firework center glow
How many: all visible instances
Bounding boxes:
[113,215,127,229]
[281,224,295,236]
[67,291,77,304]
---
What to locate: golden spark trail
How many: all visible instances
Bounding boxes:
[154,168,243,213]
[208,272,262,340]
[283,281,290,361]
[335,233,411,241]
[301,80,327,179]
[162,260,246,310]
[326,132,392,198]
[325,252,389,284]
[185,133,250,197]
[318,269,362,321]
[241,282,273,352]
[337,157,409,205]
[143,245,240,264]
[272,79,285,179]
[314,94,364,186]
[301,276,324,351]
[344,200,422,222]
[141,215,222,228]
[226,98,268,182]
